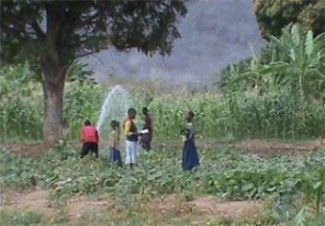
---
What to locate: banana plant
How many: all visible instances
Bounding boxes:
[263,25,325,101]
[66,60,95,83]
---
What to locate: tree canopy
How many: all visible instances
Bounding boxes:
[1,0,187,64]
[253,0,325,38]
[0,0,188,144]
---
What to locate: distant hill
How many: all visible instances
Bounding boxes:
[86,0,263,89]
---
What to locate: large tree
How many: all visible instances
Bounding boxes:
[253,0,325,38]
[1,0,187,144]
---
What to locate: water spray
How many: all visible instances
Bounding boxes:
[96,85,130,136]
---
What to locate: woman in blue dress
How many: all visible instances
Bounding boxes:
[181,111,199,171]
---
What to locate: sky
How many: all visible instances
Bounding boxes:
[86,0,263,89]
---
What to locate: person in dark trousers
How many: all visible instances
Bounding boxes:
[108,120,122,167]
[140,107,153,151]
[80,120,99,158]
[181,111,199,171]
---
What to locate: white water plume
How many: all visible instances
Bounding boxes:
[96,85,130,134]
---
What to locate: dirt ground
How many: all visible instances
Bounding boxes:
[1,189,56,215]
[1,189,260,225]
[1,138,322,159]
[152,194,259,219]
[1,142,51,158]
[234,138,322,157]
[1,189,113,224]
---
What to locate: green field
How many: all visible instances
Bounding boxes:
[1,140,324,225]
[1,24,325,225]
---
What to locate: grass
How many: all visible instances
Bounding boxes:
[0,210,43,226]
[73,206,202,226]
[0,209,70,226]
[0,143,324,225]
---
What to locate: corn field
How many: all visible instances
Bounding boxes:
[1,76,325,142]
[1,25,325,142]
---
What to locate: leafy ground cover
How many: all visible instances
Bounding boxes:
[1,142,324,225]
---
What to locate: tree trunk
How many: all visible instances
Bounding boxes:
[42,67,66,145]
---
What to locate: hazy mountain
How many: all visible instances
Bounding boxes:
[86,0,263,89]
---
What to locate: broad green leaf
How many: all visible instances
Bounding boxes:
[291,24,301,47]
[313,181,322,190]
[305,30,314,57]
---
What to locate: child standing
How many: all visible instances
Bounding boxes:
[108,120,122,167]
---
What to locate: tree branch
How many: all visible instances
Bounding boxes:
[1,24,28,39]
[31,22,46,40]
[76,50,98,58]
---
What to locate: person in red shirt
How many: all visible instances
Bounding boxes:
[80,120,99,158]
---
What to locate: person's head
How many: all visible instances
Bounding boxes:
[127,108,136,119]
[111,120,118,130]
[186,111,194,122]
[84,120,91,126]
[142,107,148,115]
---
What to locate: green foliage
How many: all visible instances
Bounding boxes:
[66,60,96,83]
[63,81,105,139]
[298,0,325,36]
[299,161,325,215]
[263,25,325,100]
[0,147,324,224]
[219,26,325,139]
[271,150,325,224]
[222,25,325,97]
[0,64,105,141]
[0,64,43,141]
[0,210,42,226]
[1,26,325,142]
[2,67,325,141]
[219,57,251,93]
[0,151,39,188]
[1,1,188,64]
[1,0,188,143]
[253,0,325,38]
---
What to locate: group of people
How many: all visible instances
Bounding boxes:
[80,107,199,171]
